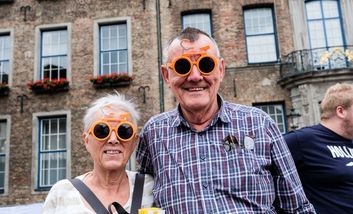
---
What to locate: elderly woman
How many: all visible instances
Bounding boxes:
[42,93,153,213]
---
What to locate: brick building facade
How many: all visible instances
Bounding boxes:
[0,0,352,208]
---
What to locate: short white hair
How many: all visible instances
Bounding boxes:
[83,92,140,132]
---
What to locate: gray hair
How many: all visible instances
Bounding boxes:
[83,92,140,132]
[163,27,221,64]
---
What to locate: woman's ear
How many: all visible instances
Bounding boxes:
[82,132,89,144]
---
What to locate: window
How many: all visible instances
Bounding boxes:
[0,34,10,84]
[0,121,7,194]
[182,12,212,36]
[254,103,286,134]
[305,0,345,69]
[0,117,10,195]
[99,23,129,75]
[94,18,131,78]
[37,116,67,189]
[244,7,278,63]
[40,29,68,80]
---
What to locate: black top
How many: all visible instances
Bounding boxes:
[284,124,353,214]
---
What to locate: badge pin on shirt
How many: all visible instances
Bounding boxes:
[223,135,239,152]
[244,135,255,150]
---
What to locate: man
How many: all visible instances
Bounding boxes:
[284,83,353,213]
[137,27,315,213]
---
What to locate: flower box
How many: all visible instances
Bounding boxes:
[27,78,70,94]
[90,73,134,89]
[0,83,10,97]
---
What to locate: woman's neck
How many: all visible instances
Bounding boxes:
[86,168,127,192]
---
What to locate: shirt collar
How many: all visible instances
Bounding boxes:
[170,94,231,128]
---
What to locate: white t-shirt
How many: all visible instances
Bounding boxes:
[42,170,154,213]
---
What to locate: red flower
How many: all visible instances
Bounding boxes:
[90,73,134,85]
[28,78,69,91]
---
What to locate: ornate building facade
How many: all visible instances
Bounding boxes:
[0,0,352,208]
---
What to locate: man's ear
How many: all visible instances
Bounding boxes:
[161,65,171,84]
[219,58,225,81]
[336,106,346,119]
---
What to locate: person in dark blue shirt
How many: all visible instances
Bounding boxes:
[284,83,353,214]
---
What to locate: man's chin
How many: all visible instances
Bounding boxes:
[182,101,208,112]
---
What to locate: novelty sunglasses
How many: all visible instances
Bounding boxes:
[167,47,219,77]
[88,114,136,142]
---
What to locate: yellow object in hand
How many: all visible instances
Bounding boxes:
[138,207,165,214]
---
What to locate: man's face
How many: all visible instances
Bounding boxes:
[342,105,353,139]
[162,35,224,113]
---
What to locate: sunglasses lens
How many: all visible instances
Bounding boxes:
[199,56,215,74]
[93,123,110,139]
[174,58,191,75]
[118,123,134,140]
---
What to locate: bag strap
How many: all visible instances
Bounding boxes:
[108,202,129,214]
[69,178,110,214]
[130,173,145,214]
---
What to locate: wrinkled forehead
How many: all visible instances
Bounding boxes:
[168,35,217,60]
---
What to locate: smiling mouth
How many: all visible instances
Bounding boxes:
[104,150,122,155]
[187,87,204,91]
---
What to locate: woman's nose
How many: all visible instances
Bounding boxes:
[107,131,120,144]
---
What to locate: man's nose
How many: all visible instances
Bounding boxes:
[187,63,203,81]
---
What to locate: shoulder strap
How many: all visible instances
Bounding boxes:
[130,173,145,214]
[108,202,129,214]
[69,178,110,214]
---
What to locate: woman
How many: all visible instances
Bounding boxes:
[42,93,154,213]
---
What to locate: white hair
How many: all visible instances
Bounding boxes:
[83,92,140,132]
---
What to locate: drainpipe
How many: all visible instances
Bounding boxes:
[156,0,164,112]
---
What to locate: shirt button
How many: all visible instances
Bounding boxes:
[202,183,208,189]
[200,155,206,160]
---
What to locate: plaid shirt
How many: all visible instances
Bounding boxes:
[137,97,315,214]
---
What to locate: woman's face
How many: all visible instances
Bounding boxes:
[83,110,138,172]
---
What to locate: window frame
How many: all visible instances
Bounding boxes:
[40,29,68,80]
[253,101,287,134]
[0,29,14,86]
[32,111,71,192]
[181,9,213,37]
[0,116,10,196]
[243,5,279,64]
[304,0,347,69]
[34,24,71,82]
[93,17,132,78]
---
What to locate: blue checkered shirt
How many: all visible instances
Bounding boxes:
[136,97,316,213]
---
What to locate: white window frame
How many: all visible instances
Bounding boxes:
[0,115,10,196]
[93,17,132,77]
[254,103,287,134]
[0,29,14,87]
[31,111,71,192]
[305,0,346,69]
[244,7,278,63]
[182,12,212,36]
[34,23,71,82]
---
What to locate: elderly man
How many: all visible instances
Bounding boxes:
[285,83,353,213]
[137,27,315,213]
